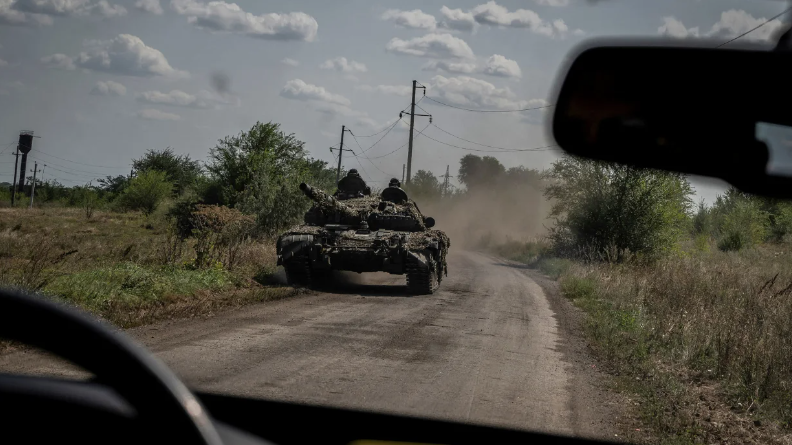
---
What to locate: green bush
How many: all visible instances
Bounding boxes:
[118,170,173,216]
[543,156,693,262]
[537,258,571,279]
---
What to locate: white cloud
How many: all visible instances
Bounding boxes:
[47,34,189,78]
[422,60,477,74]
[170,0,318,41]
[470,1,569,37]
[90,80,126,96]
[429,75,535,110]
[356,84,411,96]
[281,57,299,67]
[13,0,127,18]
[386,33,475,59]
[0,58,7,67]
[573,28,585,36]
[280,79,351,106]
[707,9,784,42]
[0,0,53,25]
[134,0,162,14]
[438,6,476,32]
[137,89,237,109]
[319,56,367,73]
[483,54,522,79]
[658,16,699,39]
[533,0,569,6]
[659,11,783,43]
[41,53,76,70]
[137,108,181,121]
[381,9,436,30]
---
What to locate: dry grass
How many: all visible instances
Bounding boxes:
[0,207,293,332]
[557,245,792,444]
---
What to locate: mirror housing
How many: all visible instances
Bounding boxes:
[424,217,436,229]
[551,40,792,198]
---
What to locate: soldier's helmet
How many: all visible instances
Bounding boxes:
[347,169,360,178]
[389,178,401,188]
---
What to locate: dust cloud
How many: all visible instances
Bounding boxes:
[418,185,553,249]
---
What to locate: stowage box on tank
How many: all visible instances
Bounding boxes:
[275,183,450,295]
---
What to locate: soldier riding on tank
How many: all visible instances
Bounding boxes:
[335,169,371,200]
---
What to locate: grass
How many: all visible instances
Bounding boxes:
[0,206,295,331]
[495,239,792,444]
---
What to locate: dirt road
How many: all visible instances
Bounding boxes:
[0,251,615,439]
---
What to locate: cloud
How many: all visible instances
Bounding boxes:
[422,60,477,74]
[137,89,238,109]
[356,84,411,96]
[429,74,537,110]
[533,0,569,6]
[0,0,53,25]
[438,6,476,32]
[658,16,699,38]
[280,79,350,106]
[45,34,189,78]
[170,0,318,41]
[319,56,367,73]
[13,0,127,18]
[90,80,126,96]
[137,108,181,121]
[0,58,7,67]
[381,9,436,30]
[483,54,522,78]
[470,1,570,37]
[134,0,162,14]
[41,53,76,70]
[659,10,784,43]
[386,33,475,59]
[281,57,299,67]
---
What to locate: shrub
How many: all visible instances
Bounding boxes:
[190,205,255,270]
[118,170,173,216]
[543,156,693,262]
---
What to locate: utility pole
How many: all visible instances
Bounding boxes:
[402,164,405,184]
[442,165,452,196]
[29,162,40,209]
[329,125,353,184]
[11,150,19,206]
[402,80,430,186]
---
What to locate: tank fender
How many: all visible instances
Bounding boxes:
[277,234,314,265]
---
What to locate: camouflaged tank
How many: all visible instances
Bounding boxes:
[276,183,450,295]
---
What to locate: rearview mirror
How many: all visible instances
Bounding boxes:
[552,40,792,198]
[424,217,435,228]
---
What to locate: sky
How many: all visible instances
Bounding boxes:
[0,0,789,203]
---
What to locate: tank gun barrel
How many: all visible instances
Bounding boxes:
[299,182,359,220]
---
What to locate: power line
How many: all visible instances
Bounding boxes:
[716,5,792,48]
[424,96,554,113]
[349,120,401,155]
[366,123,431,160]
[431,123,547,152]
[31,149,129,169]
[421,128,559,153]
[27,154,115,176]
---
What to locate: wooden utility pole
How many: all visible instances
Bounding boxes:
[402,164,405,184]
[404,80,429,186]
[330,125,353,185]
[29,162,40,209]
[10,150,19,206]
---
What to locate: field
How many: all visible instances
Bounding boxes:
[495,239,792,444]
[0,206,297,334]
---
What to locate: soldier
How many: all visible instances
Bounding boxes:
[382,177,408,204]
[335,169,370,199]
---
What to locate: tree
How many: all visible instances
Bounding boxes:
[409,170,443,201]
[544,156,693,261]
[97,175,129,197]
[118,170,173,216]
[132,148,202,196]
[206,121,337,235]
[458,155,506,191]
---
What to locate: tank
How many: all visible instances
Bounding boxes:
[275,183,451,295]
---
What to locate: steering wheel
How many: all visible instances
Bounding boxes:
[0,289,223,445]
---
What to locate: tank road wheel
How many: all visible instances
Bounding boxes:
[406,255,440,295]
[284,257,311,286]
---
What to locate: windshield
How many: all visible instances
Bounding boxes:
[1,1,791,443]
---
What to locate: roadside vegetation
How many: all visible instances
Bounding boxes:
[0,121,337,332]
[493,155,792,444]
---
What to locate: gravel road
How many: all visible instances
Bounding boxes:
[0,250,616,440]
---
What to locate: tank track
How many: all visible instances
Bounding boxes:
[406,255,440,295]
[284,256,332,287]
